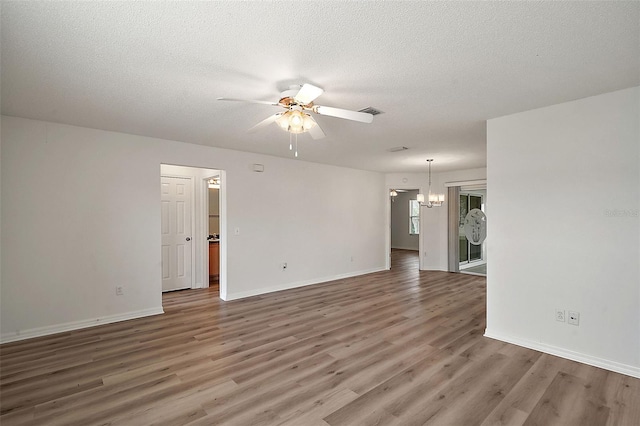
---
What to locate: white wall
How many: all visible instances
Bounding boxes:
[486,87,640,378]
[391,190,419,250]
[1,116,387,342]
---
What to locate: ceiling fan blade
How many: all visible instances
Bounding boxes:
[308,117,325,140]
[314,105,373,123]
[247,113,281,133]
[293,84,324,105]
[217,97,280,107]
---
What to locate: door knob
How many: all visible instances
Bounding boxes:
[186,237,191,241]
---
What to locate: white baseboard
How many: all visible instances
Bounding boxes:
[0,307,165,344]
[224,267,386,301]
[391,246,419,251]
[484,328,640,379]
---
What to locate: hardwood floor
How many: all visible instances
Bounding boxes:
[1,250,638,425]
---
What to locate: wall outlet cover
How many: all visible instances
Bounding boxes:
[555,309,565,322]
[568,311,580,326]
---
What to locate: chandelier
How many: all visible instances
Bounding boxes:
[417,159,445,208]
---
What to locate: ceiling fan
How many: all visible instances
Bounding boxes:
[217,83,374,141]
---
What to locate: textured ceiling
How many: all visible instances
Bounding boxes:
[2,1,638,173]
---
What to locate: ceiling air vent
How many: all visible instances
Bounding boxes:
[358,107,384,115]
[387,146,409,152]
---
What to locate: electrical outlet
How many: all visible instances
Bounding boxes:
[282,262,287,271]
[234,227,240,236]
[568,311,580,326]
[555,309,565,322]
[116,286,124,296]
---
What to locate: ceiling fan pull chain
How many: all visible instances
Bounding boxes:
[295,134,299,158]
[289,132,293,151]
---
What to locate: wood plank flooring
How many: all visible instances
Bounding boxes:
[1,249,638,425]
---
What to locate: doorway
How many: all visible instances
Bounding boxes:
[160,164,225,298]
[206,174,221,294]
[459,191,485,270]
[446,181,487,276]
[389,189,421,269]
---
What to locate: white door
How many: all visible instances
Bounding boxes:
[161,176,192,292]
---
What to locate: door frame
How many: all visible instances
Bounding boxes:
[444,179,487,273]
[161,174,196,290]
[201,176,212,290]
[160,165,227,300]
[200,170,227,299]
[459,191,486,268]
[385,186,425,270]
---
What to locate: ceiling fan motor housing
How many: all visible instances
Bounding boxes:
[218,82,372,143]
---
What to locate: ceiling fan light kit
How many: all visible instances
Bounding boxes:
[218,83,374,157]
[275,109,316,134]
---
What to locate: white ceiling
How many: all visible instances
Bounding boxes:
[2,1,638,173]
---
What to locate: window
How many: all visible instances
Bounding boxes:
[409,199,420,234]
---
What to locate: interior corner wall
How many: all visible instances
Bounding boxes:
[486,86,640,377]
[0,116,387,342]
